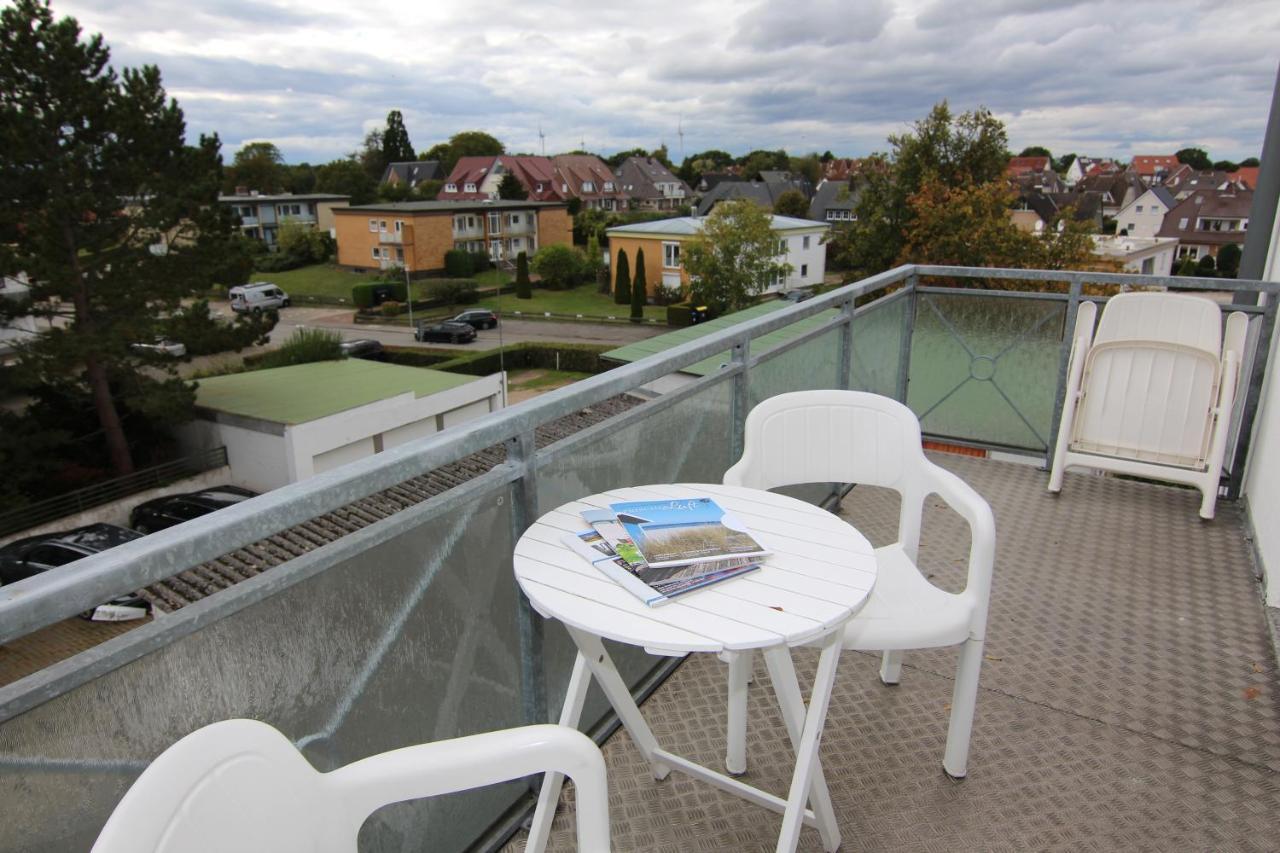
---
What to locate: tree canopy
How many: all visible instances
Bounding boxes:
[773,189,810,218]
[497,172,528,200]
[316,157,376,204]
[226,141,285,193]
[682,199,792,314]
[426,130,505,174]
[1176,147,1212,170]
[0,0,273,480]
[381,110,414,165]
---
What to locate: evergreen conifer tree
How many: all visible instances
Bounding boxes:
[614,249,631,305]
[516,251,532,299]
[631,249,647,321]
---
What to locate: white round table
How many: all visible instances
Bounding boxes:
[514,483,877,853]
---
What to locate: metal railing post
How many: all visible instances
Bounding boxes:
[838,296,855,391]
[896,272,918,405]
[729,336,751,465]
[1046,274,1084,467]
[506,431,547,741]
[1226,295,1277,499]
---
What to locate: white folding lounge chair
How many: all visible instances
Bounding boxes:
[720,390,996,780]
[1048,292,1248,519]
[92,720,610,852]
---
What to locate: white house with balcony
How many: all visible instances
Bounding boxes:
[219,191,351,247]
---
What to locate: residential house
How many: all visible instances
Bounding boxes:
[333,200,571,271]
[1012,168,1066,194]
[0,274,36,364]
[1128,155,1180,185]
[551,154,629,211]
[808,180,859,223]
[1011,190,1103,233]
[179,360,505,492]
[219,192,351,246]
[379,161,443,190]
[1006,156,1051,178]
[1112,185,1177,238]
[1090,235,1178,276]
[1229,166,1260,190]
[1073,172,1145,219]
[605,215,829,299]
[615,156,691,211]
[695,172,813,216]
[694,171,745,194]
[821,158,860,182]
[1155,188,1252,262]
[1164,168,1245,200]
[1064,156,1120,185]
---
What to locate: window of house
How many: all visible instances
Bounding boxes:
[535,183,544,192]
[582,181,595,192]
[1127,223,1135,232]
[663,241,681,269]
[445,183,457,193]
[1141,257,1154,274]
[454,215,465,231]
[1136,205,1144,213]
[464,183,477,192]
[604,181,614,191]
[371,247,380,259]
[1178,217,1189,230]
[368,219,378,232]
[379,220,387,232]
[776,238,787,254]
[394,220,403,233]
[803,236,810,249]
[488,211,501,232]
[396,248,404,261]
[801,264,808,277]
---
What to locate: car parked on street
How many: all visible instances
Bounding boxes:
[131,337,187,358]
[338,339,386,361]
[129,485,259,534]
[450,309,499,330]
[0,524,152,621]
[415,321,476,344]
[780,288,814,303]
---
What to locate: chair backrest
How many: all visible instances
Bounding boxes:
[1072,293,1234,469]
[92,719,342,853]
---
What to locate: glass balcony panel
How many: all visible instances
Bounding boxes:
[0,491,525,853]
[748,324,842,409]
[907,292,1066,451]
[850,294,907,398]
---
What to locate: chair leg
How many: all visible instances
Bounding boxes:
[1198,484,1217,520]
[879,650,903,685]
[724,650,753,775]
[942,638,984,780]
[527,653,591,853]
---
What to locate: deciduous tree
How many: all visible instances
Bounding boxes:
[1176,147,1212,170]
[0,0,273,478]
[226,141,285,193]
[682,199,792,314]
[316,157,377,204]
[530,244,582,290]
[773,189,810,218]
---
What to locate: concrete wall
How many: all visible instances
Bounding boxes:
[537,207,573,251]
[1244,196,1280,607]
[0,466,233,548]
[778,230,827,290]
[181,418,292,494]
[315,200,349,233]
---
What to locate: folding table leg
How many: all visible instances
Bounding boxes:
[725,649,754,775]
[762,635,844,853]
[526,652,592,853]
[566,625,671,781]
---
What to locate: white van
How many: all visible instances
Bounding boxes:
[229,281,291,314]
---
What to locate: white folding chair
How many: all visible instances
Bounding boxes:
[92,720,610,853]
[1048,291,1248,519]
[721,390,995,779]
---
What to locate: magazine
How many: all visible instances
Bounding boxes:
[607,497,769,568]
[562,529,759,607]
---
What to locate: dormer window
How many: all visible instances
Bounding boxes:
[445,183,457,192]
[604,181,614,192]
[582,181,595,192]
[464,183,477,193]
[535,183,544,192]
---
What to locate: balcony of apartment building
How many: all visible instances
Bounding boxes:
[379,221,415,245]
[2,258,1279,850]
[453,213,486,241]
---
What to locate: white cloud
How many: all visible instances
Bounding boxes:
[48,0,1280,163]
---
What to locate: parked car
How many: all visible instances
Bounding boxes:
[415,321,476,344]
[0,524,152,622]
[229,281,290,314]
[450,309,499,330]
[129,485,259,534]
[339,338,386,361]
[780,288,814,303]
[131,337,187,358]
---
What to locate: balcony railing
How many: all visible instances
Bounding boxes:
[0,265,1275,851]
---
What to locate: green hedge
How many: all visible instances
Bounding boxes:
[381,346,461,367]
[444,250,473,277]
[427,342,614,376]
[351,280,407,308]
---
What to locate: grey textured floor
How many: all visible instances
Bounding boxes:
[504,454,1280,851]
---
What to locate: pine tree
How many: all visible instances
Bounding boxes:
[631,248,647,322]
[516,251,532,299]
[0,0,274,477]
[381,110,414,165]
[614,249,631,305]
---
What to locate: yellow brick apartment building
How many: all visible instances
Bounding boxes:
[334,200,572,273]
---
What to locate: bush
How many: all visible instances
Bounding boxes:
[426,278,479,305]
[469,251,491,272]
[444,249,474,277]
[251,327,343,369]
[351,281,407,308]
[381,346,457,367]
[431,342,612,376]
[531,244,584,290]
[379,300,404,317]
[654,283,683,306]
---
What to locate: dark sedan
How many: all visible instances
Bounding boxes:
[415,321,476,344]
[129,485,258,534]
[0,524,152,621]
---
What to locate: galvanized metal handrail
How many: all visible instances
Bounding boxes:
[0,447,230,538]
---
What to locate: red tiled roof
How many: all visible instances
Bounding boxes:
[1130,155,1178,177]
[1230,166,1260,190]
[551,154,628,201]
[1006,156,1050,176]
[439,156,497,200]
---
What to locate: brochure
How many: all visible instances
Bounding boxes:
[607,497,769,568]
[562,529,759,607]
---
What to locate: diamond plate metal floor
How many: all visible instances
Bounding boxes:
[504,454,1280,851]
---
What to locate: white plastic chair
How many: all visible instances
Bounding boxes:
[1048,292,1248,519]
[92,720,610,853]
[720,390,996,780]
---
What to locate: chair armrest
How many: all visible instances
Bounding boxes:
[921,461,996,621]
[329,724,609,849]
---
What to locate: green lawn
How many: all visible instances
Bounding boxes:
[254,264,370,302]
[476,283,668,321]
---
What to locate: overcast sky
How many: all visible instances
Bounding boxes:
[46,0,1280,166]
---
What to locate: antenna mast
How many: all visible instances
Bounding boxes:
[538,123,546,156]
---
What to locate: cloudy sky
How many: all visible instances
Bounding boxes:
[45,0,1280,165]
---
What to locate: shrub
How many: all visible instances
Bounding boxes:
[426,278,479,305]
[631,248,647,322]
[469,250,491,272]
[614,248,630,304]
[381,346,456,367]
[531,244,583,290]
[379,300,404,316]
[431,342,611,376]
[444,249,473,277]
[253,327,343,369]
[1217,243,1241,277]
[352,280,407,308]
[667,302,694,327]
[654,283,683,306]
[516,251,532,299]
